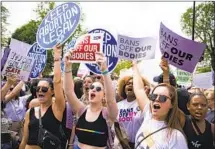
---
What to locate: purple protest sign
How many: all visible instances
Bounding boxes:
[1,47,11,71]
[159,22,206,73]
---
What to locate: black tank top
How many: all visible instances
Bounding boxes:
[183,116,214,149]
[27,106,62,145]
[75,109,108,147]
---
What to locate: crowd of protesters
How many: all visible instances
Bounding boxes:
[1,45,214,149]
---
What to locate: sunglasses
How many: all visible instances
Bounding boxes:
[89,85,102,92]
[36,86,49,93]
[148,93,170,103]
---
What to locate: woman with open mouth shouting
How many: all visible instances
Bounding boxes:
[19,44,66,149]
[63,51,118,149]
[132,61,188,149]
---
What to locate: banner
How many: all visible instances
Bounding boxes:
[27,42,47,78]
[69,33,103,63]
[86,28,118,74]
[176,69,192,86]
[1,51,35,81]
[117,34,156,61]
[36,2,81,49]
[159,22,206,73]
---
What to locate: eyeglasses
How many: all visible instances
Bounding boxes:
[89,85,102,92]
[148,93,170,103]
[36,86,49,93]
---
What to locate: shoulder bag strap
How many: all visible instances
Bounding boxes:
[135,126,168,149]
[38,107,43,129]
[191,117,203,135]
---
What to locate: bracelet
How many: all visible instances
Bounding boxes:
[65,69,72,73]
[101,69,109,75]
[68,143,73,146]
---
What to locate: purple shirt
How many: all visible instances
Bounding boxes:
[4,95,30,121]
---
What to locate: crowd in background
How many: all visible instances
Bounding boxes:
[1,45,214,149]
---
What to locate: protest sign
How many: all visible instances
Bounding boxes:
[27,42,47,78]
[86,29,118,74]
[36,2,81,49]
[176,69,192,86]
[1,51,35,81]
[159,22,206,73]
[1,47,11,71]
[10,38,31,54]
[117,34,156,61]
[69,33,103,63]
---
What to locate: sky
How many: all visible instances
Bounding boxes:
[2,2,196,83]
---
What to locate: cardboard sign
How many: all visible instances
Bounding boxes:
[86,29,118,74]
[1,51,35,81]
[36,2,81,49]
[117,34,156,61]
[159,23,206,73]
[27,42,47,78]
[69,33,103,63]
[176,69,192,86]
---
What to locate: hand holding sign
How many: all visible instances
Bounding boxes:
[53,44,63,60]
[160,57,169,73]
[63,51,73,66]
[95,52,108,72]
[7,74,18,85]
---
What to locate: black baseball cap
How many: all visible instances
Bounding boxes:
[153,73,177,87]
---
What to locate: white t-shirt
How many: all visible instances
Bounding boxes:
[117,99,143,143]
[135,103,188,149]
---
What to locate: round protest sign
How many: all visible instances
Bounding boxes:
[86,29,118,74]
[27,42,47,78]
[36,2,81,49]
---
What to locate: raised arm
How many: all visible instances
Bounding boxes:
[160,57,170,84]
[52,44,66,116]
[4,79,24,103]
[63,51,85,115]
[132,61,150,111]
[1,76,16,101]
[96,52,118,121]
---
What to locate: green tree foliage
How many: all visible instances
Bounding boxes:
[11,2,86,76]
[1,5,9,47]
[181,2,215,72]
[113,60,132,75]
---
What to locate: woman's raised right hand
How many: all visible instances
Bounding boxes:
[64,51,73,66]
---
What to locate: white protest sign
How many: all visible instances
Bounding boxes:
[10,38,31,54]
[159,22,206,73]
[69,33,104,63]
[1,51,35,81]
[117,34,156,61]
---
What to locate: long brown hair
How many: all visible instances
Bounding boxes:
[151,83,184,136]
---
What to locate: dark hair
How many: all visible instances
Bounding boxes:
[25,79,39,110]
[39,78,54,90]
[188,92,208,104]
[74,79,83,99]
